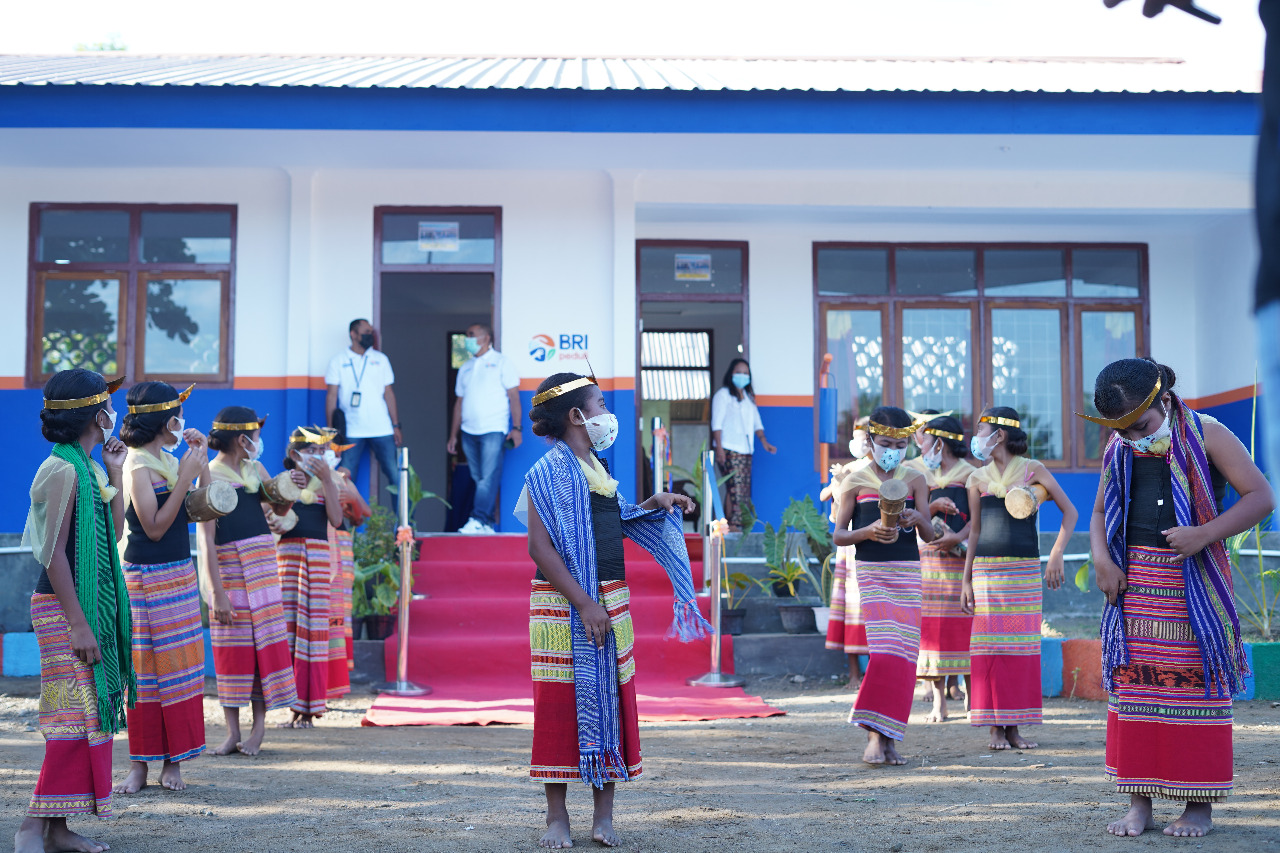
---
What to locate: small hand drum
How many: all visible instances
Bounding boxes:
[1005,484,1049,520]
[186,481,238,522]
[260,471,302,505]
[930,516,967,557]
[878,478,910,543]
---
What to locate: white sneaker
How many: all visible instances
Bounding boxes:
[459,518,484,534]
[480,523,496,534]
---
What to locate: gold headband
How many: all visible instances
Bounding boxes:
[296,426,337,445]
[531,376,596,407]
[867,421,918,440]
[980,415,1021,429]
[43,376,126,410]
[212,415,267,432]
[925,428,965,442]
[128,383,195,414]
[1075,376,1162,429]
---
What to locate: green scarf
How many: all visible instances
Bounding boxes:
[51,442,136,733]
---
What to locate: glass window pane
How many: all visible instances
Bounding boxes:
[902,308,971,428]
[1080,311,1138,461]
[381,214,495,265]
[1072,248,1141,297]
[41,277,121,375]
[38,210,130,263]
[641,331,711,368]
[983,249,1066,297]
[638,246,743,295]
[990,308,1064,460]
[896,249,977,296]
[140,211,232,264]
[143,278,223,375]
[826,309,884,449]
[816,248,889,296]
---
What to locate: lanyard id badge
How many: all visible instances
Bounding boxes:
[348,355,369,408]
[350,391,362,408]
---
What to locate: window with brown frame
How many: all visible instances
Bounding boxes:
[816,243,1147,470]
[28,204,236,386]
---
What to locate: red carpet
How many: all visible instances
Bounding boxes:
[362,534,782,726]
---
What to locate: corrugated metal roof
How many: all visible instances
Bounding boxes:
[0,54,1260,94]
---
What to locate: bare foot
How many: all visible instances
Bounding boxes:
[1164,803,1212,837]
[539,816,572,849]
[112,762,147,795]
[861,730,905,766]
[212,731,240,756]
[295,714,315,729]
[1006,726,1038,749]
[1108,796,1156,837]
[925,682,948,723]
[159,761,186,791]
[44,819,110,852]
[881,740,906,766]
[591,817,619,848]
[14,818,45,853]
[988,726,1011,750]
[947,676,966,702]
[238,720,266,756]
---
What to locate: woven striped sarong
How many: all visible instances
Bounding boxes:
[122,558,206,763]
[916,549,972,678]
[529,579,642,783]
[278,536,334,716]
[334,527,355,671]
[969,556,1042,727]
[825,545,869,654]
[848,560,922,741]
[1105,545,1233,801]
[210,534,298,710]
[27,594,114,818]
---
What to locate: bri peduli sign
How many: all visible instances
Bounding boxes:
[529,333,590,363]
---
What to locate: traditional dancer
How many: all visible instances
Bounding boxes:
[1086,359,1271,839]
[961,406,1076,750]
[199,407,298,756]
[276,426,344,727]
[114,382,208,794]
[822,417,872,685]
[16,369,134,853]
[833,407,935,766]
[517,372,710,848]
[912,414,975,722]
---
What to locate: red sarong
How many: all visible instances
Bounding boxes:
[916,548,972,677]
[969,556,1043,727]
[848,560,921,741]
[825,545,869,654]
[278,536,334,716]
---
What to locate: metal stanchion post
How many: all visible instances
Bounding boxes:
[688,449,745,688]
[651,417,666,497]
[384,445,429,697]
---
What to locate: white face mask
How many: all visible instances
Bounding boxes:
[167,416,186,451]
[1119,409,1173,455]
[576,410,619,452]
[872,443,903,473]
[323,449,340,469]
[243,435,264,461]
[849,433,870,459]
[970,431,999,462]
[922,439,943,470]
[99,408,117,441]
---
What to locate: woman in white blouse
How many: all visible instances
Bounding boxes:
[711,359,777,531]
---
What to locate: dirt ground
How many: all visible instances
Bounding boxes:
[1,676,1277,853]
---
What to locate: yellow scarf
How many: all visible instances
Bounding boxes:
[968,455,1030,498]
[578,454,618,498]
[125,447,180,490]
[298,475,322,505]
[836,459,912,500]
[931,458,976,490]
[210,457,261,493]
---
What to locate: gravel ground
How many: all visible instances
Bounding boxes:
[1,676,1277,852]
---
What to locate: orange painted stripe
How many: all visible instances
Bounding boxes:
[756,394,813,407]
[0,377,24,390]
[519,377,634,392]
[1184,385,1258,410]
[233,376,327,391]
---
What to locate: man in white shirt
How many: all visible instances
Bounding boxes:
[325,318,402,497]
[446,323,521,533]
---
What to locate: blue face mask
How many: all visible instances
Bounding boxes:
[731,373,751,390]
[464,337,481,356]
[970,432,997,462]
[872,443,903,472]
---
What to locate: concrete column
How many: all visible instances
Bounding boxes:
[284,167,317,431]
[609,169,640,500]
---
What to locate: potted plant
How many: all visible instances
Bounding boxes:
[667,441,732,531]
[354,558,401,640]
[721,570,755,635]
[761,496,834,634]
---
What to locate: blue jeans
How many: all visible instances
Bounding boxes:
[461,431,506,528]
[1259,302,1280,505]
[339,434,399,499]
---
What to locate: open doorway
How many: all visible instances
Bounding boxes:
[378,272,492,532]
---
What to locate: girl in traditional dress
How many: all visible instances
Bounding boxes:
[912,414,976,722]
[961,406,1076,750]
[17,369,133,853]
[114,382,209,794]
[1086,359,1270,839]
[711,358,777,531]
[276,426,345,728]
[833,407,935,766]
[517,372,709,849]
[326,443,368,685]
[198,407,299,756]
[822,417,872,686]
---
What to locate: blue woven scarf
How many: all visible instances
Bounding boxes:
[524,441,712,787]
[1099,399,1248,697]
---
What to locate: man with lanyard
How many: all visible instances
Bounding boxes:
[446,322,521,533]
[325,319,402,499]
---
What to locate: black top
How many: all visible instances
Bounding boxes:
[214,485,272,545]
[34,504,79,595]
[1126,455,1228,549]
[972,495,1040,559]
[851,496,920,562]
[123,486,191,565]
[930,485,970,535]
[535,491,627,583]
[284,501,330,542]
